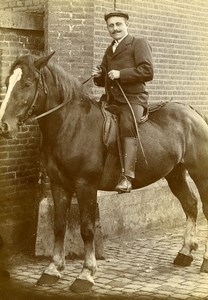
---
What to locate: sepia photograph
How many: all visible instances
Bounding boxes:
[0,0,208,299]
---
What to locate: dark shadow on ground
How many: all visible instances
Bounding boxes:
[0,280,194,300]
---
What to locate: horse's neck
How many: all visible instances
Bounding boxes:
[39,100,103,147]
[38,66,103,145]
[38,103,76,142]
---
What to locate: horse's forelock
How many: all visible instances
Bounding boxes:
[9,55,37,75]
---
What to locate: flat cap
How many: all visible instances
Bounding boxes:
[104,10,129,21]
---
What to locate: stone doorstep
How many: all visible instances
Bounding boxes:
[35,198,105,259]
[35,180,201,258]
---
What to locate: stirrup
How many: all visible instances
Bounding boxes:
[115,174,132,194]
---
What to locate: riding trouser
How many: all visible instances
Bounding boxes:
[119,104,144,137]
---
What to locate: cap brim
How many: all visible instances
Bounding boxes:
[104,12,129,21]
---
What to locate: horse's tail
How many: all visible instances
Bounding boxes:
[189,105,208,125]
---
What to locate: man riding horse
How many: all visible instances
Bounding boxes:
[2,31,208,293]
[92,10,154,193]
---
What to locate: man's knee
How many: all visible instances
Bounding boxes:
[119,104,144,137]
[132,104,144,122]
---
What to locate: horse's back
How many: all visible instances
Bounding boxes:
[146,101,208,144]
[145,101,208,176]
[148,102,207,128]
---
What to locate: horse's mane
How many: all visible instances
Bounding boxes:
[46,61,90,103]
[45,60,100,109]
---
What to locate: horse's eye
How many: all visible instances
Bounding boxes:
[24,81,32,88]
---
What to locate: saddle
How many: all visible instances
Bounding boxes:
[100,101,168,152]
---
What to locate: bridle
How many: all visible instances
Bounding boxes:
[20,68,49,123]
[23,68,72,123]
[22,69,93,123]
[26,70,47,120]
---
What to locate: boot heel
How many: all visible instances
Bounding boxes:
[115,175,132,193]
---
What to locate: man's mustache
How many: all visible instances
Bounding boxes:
[112,31,121,34]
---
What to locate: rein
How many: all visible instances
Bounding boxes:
[34,100,70,120]
[28,73,93,121]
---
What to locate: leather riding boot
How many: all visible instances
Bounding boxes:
[115,137,138,193]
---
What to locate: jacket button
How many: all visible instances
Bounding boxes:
[111,86,113,89]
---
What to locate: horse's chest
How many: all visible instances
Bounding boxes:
[44,147,100,182]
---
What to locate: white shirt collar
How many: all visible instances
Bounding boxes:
[114,33,128,44]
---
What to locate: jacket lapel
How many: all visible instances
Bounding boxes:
[112,34,133,58]
[106,42,114,58]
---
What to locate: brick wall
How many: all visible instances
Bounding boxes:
[0,12,44,100]
[44,0,113,95]
[93,0,208,113]
[0,0,208,252]
[0,9,44,251]
[0,0,46,13]
[45,0,208,113]
[45,0,95,83]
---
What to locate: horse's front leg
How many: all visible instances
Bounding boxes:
[70,180,97,293]
[37,182,72,286]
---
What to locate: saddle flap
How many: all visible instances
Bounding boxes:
[100,102,118,152]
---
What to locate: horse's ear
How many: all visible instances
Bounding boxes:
[34,51,55,70]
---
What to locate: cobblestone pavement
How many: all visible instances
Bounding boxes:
[1,217,208,300]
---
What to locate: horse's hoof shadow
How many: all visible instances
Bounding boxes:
[200,258,208,273]
[0,269,10,281]
[173,252,193,266]
[36,273,60,286]
[70,278,93,293]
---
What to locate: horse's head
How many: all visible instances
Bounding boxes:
[0,52,55,138]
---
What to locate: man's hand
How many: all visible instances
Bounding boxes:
[108,70,120,80]
[92,65,102,78]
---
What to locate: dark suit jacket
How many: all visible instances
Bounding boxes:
[94,34,153,106]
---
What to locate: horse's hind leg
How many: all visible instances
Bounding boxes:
[37,182,73,286]
[165,164,198,266]
[189,174,208,272]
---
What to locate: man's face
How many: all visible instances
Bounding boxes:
[106,16,129,40]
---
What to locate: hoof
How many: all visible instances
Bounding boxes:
[0,269,10,281]
[36,273,60,286]
[70,278,93,293]
[173,252,193,266]
[200,258,208,273]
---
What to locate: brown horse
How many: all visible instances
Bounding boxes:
[1,52,208,292]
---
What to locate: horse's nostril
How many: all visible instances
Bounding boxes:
[1,122,10,133]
